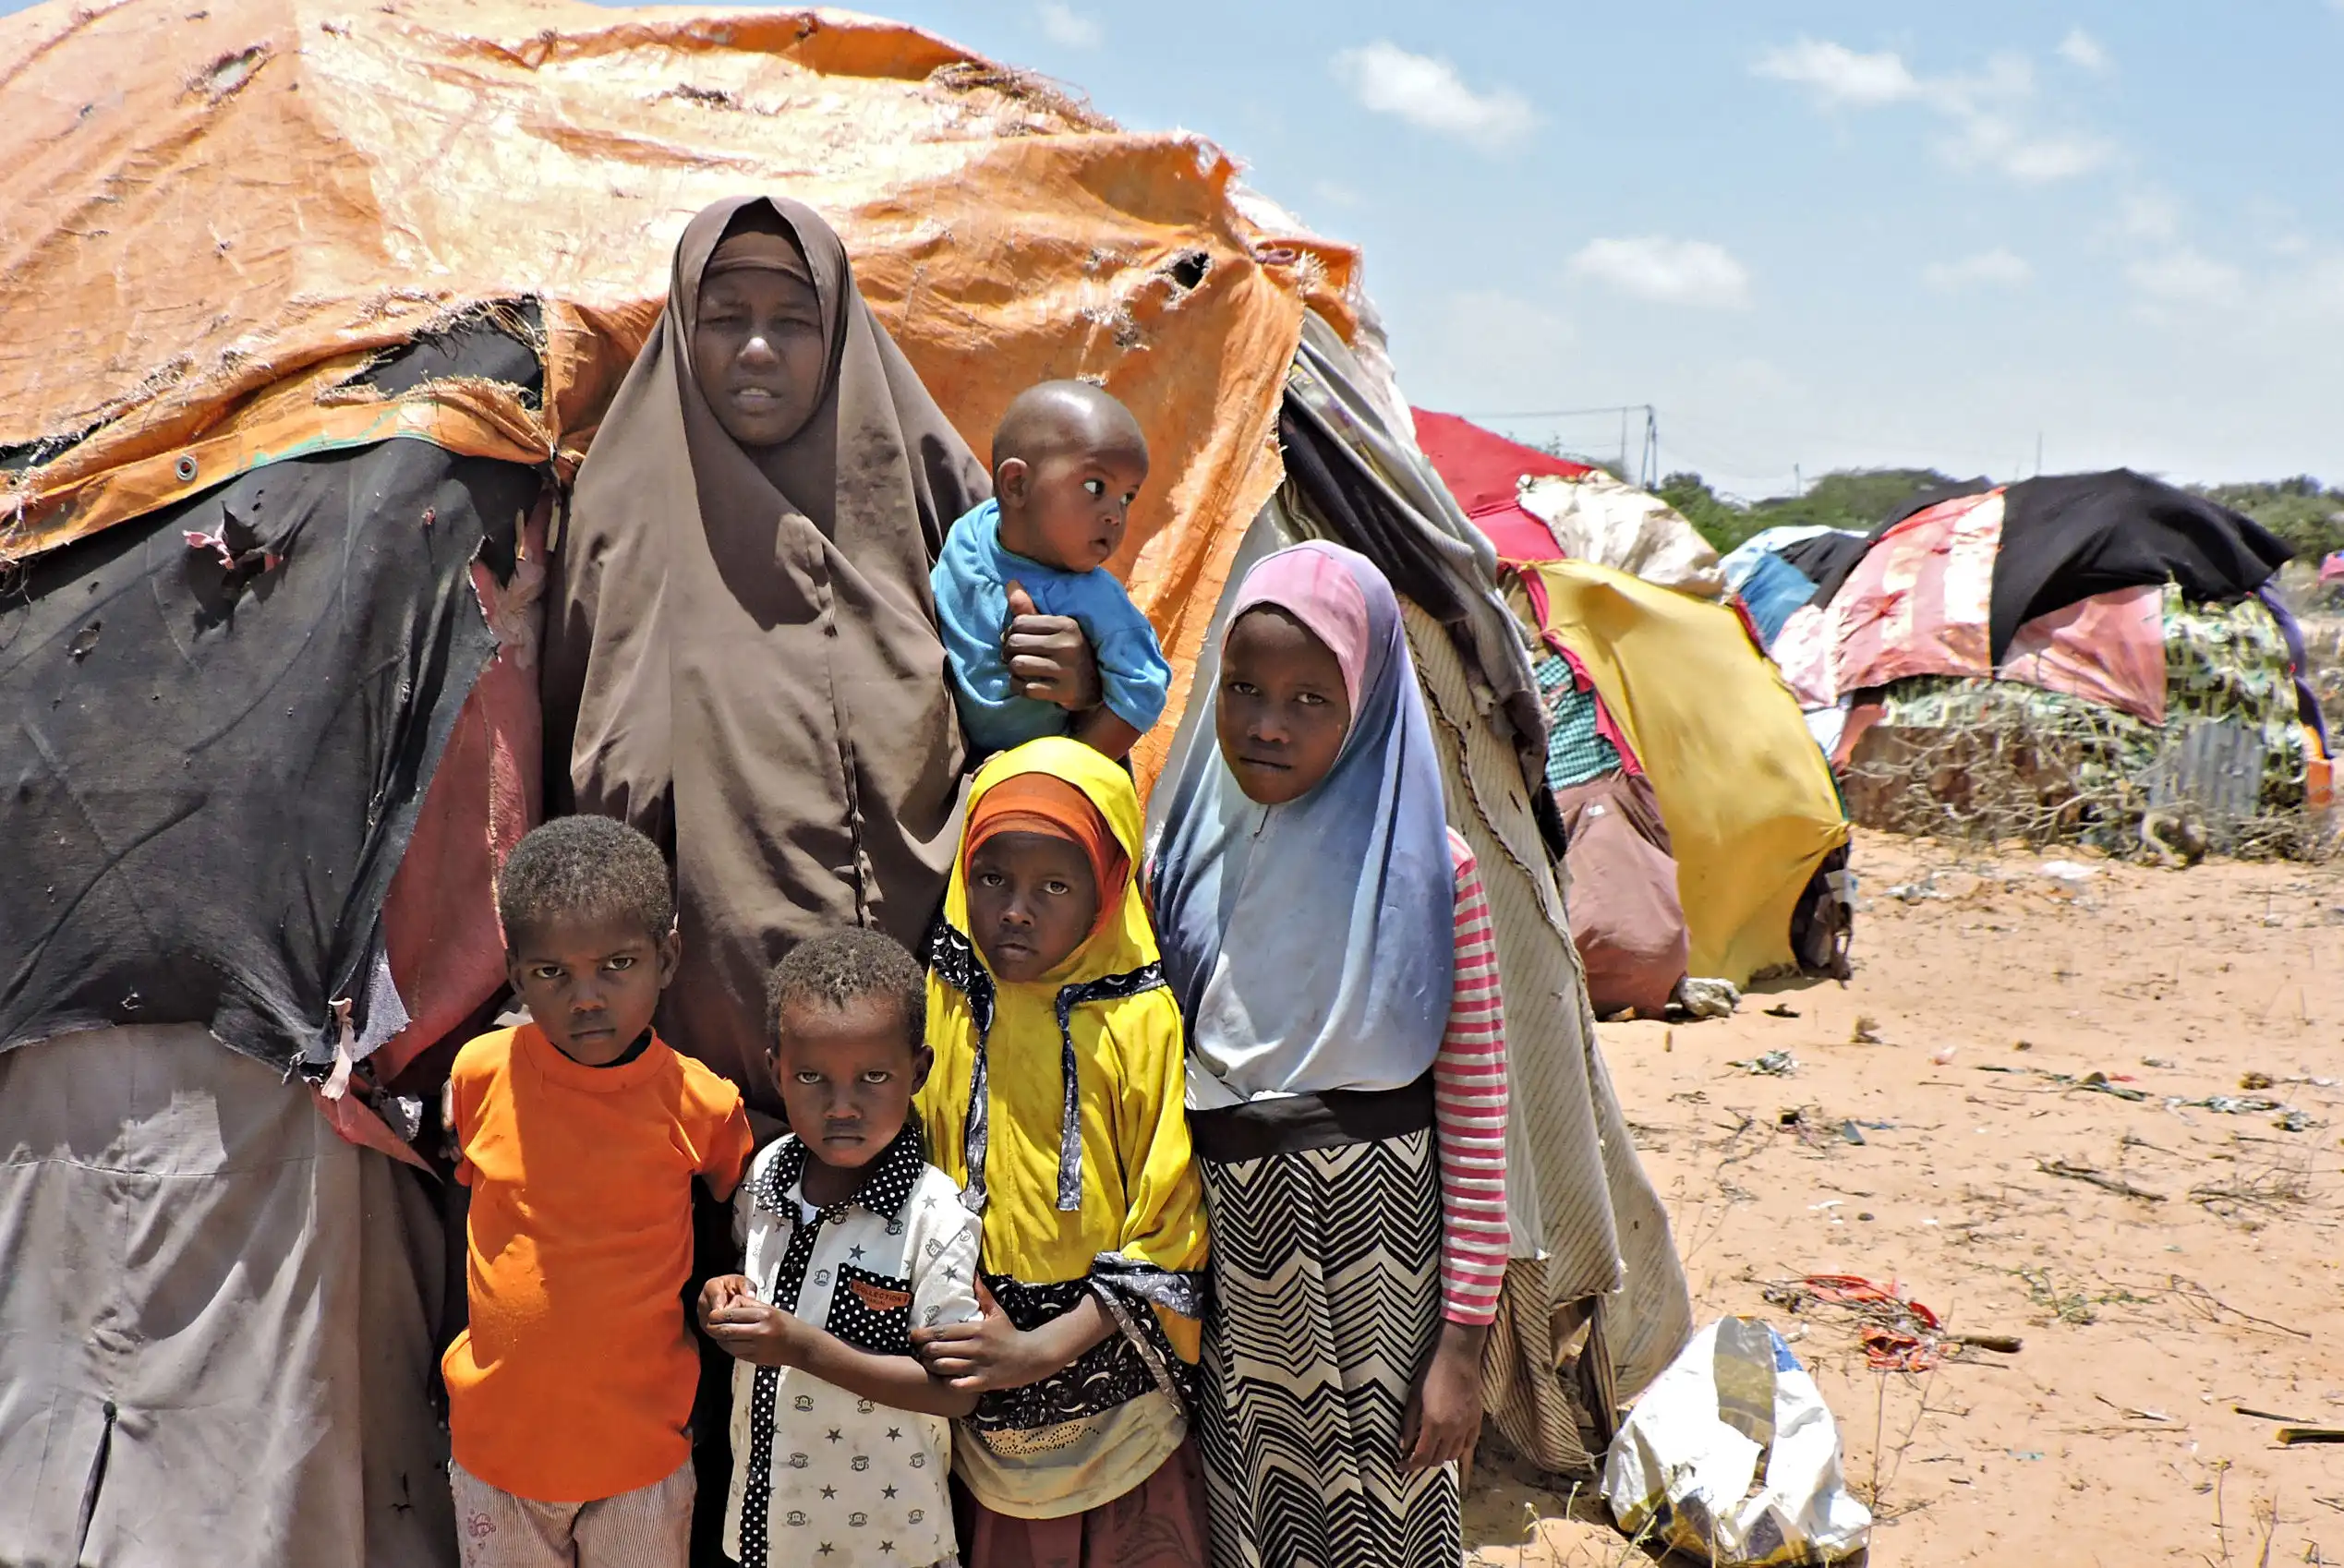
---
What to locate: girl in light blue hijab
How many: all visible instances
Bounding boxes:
[1150,540,1514,1568]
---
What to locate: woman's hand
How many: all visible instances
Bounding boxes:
[699,1275,813,1369]
[1400,1320,1486,1472]
[1003,581,1103,712]
[911,1279,1059,1392]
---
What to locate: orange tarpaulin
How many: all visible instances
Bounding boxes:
[0,0,1359,780]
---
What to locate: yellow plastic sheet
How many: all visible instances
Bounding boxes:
[1512,561,1849,983]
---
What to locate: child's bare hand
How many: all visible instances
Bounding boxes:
[697,1273,755,1323]
[910,1279,1050,1392]
[1400,1323,1483,1473]
[701,1282,811,1369]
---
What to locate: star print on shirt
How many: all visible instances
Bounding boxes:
[728,1133,975,1568]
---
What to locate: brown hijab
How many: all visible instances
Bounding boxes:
[544,196,988,1112]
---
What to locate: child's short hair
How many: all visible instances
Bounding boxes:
[498,815,673,948]
[765,928,927,1049]
[990,380,1145,474]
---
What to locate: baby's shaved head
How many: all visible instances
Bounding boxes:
[991,380,1148,474]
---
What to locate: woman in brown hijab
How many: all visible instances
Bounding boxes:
[544,196,1096,1117]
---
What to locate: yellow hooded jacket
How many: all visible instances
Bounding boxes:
[916,738,1209,1518]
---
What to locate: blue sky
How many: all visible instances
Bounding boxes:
[851,2,2344,496]
[18,0,2341,495]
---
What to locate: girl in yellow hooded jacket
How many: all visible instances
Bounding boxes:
[910,737,1211,1567]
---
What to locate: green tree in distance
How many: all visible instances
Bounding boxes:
[2193,477,2344,562]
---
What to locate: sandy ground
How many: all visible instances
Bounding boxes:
[1464,826,2344,1567]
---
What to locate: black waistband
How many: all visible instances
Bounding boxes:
[1187,1071,1435,1164]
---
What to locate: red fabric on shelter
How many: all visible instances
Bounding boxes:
[1411,409,1593,515]
[373,518,549,1086]
[1476,503,1568,561]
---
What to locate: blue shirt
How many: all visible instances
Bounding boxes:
[931,499,1171,755]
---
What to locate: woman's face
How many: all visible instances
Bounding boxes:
[1215,606,1353,806]
[691,267,826,447]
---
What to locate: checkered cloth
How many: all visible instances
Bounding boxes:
[1536,654,1621,790]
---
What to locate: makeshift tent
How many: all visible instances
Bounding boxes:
[1511,560,1853,986]
[1413,411,1722,597]
[1720,525,1861,651]
[1,0,1692,1557]
[1415,417,1839,1001]
[1741,475,2333,848]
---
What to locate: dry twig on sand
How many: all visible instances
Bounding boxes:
[2037,1158,2167,1201]
[2169,1276,2312,1340]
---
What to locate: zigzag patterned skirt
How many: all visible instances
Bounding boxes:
[1192,1126,1459,1568]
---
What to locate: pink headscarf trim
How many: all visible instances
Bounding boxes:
[1225,541,1371,718]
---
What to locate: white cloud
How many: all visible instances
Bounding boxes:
[2118,189,2183,243]
[1923,247,2033,291]
[1569,235,1751,309]
[2127,248,2245,308]
[1753,39,1920,108]
[1035,2,1101,49]
[1311,179,1362,210]
[1946,115,2114,183]
[1330,42,1537,152]
[1756,36,2111,185]
[2056,27,2110,73]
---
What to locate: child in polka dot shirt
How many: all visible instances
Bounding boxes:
[698,930,983,1568]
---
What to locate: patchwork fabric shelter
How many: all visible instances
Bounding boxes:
[1734,473,2331,845]
[0,0,1350,782]
[1411,407,1597,561]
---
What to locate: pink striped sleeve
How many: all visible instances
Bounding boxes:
[1433,828,1510,1327]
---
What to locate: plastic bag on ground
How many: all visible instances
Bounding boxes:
[1601,1317,1873,1566]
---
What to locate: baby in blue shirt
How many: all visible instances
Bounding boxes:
[932,381,1171,761]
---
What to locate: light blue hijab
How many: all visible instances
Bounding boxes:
[1150,541,1456,1103]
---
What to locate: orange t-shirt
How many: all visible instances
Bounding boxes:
[442,1023,753,1502]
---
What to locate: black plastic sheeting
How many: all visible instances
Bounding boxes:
[1,441,538,1077]
[1987,470,2292,659]
[1776,530,1872,607]
[356,301,545,408]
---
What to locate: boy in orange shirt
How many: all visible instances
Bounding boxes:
[442,816,755,1568]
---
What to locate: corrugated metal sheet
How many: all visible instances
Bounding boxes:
[2150,718,2265,827]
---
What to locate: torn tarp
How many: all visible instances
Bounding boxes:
[0,439,538,1080]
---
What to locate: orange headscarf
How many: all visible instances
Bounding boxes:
[961,773,1130,937]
